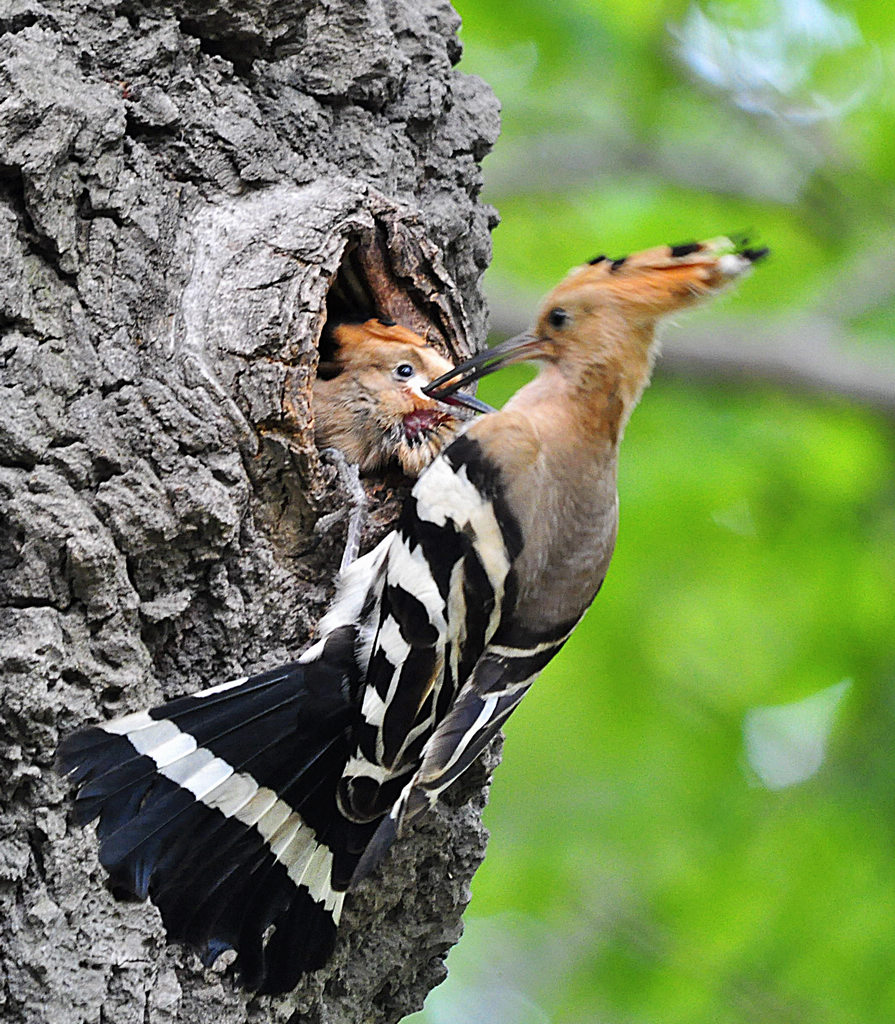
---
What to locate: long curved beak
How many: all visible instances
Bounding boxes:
[423,332,542,406]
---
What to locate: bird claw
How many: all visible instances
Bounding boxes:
[318,448,368,572]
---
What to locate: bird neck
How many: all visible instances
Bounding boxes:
[505,338,655,452]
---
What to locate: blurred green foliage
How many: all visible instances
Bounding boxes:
[408,1,895,1021]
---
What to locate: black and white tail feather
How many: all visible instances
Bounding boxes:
[58,434,559,993]
[58,630,378,993]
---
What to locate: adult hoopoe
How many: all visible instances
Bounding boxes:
[59,238,766,994]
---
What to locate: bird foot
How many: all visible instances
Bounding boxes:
[317,448,368,572]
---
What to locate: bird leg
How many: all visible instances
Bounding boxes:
[316,446,369,572]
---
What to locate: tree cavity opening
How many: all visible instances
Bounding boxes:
[319,227,458,381]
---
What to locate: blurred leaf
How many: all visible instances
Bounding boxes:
[743,679,852,789]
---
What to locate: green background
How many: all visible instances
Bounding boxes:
[409,1,895,1022]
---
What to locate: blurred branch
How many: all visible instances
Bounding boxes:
[486,286,895,415]
[484,133,809,205]
[813,242,895,320]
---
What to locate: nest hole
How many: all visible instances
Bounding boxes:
[318,241,387,379]
[319,231,454,380]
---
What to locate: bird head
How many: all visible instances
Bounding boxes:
[423,238,767,406]
[314,319,491,477]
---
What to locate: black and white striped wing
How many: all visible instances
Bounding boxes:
[351,621,578,881]
[341,435,526,821]
[339,434,535,873]
[412,624,580,801]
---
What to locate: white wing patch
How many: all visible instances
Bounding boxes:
[412,457,479,529]
[341,754,394,783]
[385,535,447,634]
[414,459,511,617]
[301,533,392,664]
[377,615,411,667]
[190,676,249,699]
[361,686,388,727]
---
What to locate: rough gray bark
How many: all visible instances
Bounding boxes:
[0,2,501,1022]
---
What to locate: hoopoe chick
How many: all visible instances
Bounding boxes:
[313,318,489,478]
[58,238,765,995]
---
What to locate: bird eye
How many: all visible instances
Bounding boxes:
[395,363,415,379]
[547,308,570,329]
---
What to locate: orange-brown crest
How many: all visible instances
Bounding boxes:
[521,237,764,425]
[424,237,765,456]
[535,238,762,346]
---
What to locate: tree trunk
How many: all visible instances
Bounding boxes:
[0,2,500,1021]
